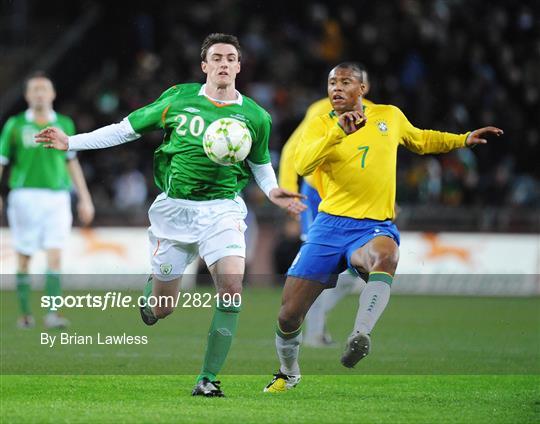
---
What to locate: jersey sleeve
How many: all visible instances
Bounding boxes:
[247,110,272,165]
[295,115,347,176]
[127,85,179,134]
[0,117,17,164]
[279,99,331,191]
[278,121,303,191]
[397,106,469,154]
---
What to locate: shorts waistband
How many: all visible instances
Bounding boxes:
[156,192,243,207]
[317,212,393,228]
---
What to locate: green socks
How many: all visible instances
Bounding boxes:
[45,271,61,312]
[197,304,241,382]
[16,272,31,316]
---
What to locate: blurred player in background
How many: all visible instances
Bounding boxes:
[278,65,373,347]
[36,34,305,397]
[0,72,94,329]
[265,62,503,392]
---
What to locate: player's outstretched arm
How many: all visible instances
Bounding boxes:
[35,127,69,150]
[465,126,504,147]
[35,119,141,152]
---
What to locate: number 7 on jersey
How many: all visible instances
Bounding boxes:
[358,145,369,169]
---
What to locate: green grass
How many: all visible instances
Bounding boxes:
[2,375,538,423]
[1,288,539,422]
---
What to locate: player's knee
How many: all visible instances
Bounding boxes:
[278,308,303,334]
[17,255,31,273]
[217,284,242,298]
[372,249,399,274]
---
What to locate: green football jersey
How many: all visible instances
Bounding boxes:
[0,110,76,190]
[127,83,272,200]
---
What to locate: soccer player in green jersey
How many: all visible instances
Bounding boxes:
[36,33,305,397]
[0,72,95,329]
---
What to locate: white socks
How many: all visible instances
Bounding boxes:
[275,331,302,375]
[353,276,392,335]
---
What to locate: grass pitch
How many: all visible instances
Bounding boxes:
[1,287,539,423]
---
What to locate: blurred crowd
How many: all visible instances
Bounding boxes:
[3,0,540,218]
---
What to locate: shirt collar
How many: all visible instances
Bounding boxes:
[198,84,243,106]
[25,109,57,123]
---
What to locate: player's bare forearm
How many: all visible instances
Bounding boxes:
[68,159,95,225]
[34,127,69,150]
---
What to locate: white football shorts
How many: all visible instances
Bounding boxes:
[148,192,248,281]
[7,188,72,255]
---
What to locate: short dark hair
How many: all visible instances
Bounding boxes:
[24,71,53,90]
[200,33,242,62]
[332,62,369,83]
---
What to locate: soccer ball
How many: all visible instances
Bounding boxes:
[203,118,252,166]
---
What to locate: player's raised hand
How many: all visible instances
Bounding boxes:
[338,110,367,135]
[466,126,504,147]
[34,127,69,150]
[269,188,307,216]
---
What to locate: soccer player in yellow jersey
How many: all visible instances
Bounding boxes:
[265,62,503,392]
[278,66,373,347]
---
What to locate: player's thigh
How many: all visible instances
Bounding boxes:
[199,197,248,278]
[349,236,400,275]
[149,230,198,283]
[7,189,42,255]
[208,255,245,297]
[42,191,72,252]
[287,240,346,289]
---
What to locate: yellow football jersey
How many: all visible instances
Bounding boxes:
[278,97,373,192]
[295,104,470,221]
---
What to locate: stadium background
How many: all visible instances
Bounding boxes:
[1,0,539,278]
[0,1,539,423]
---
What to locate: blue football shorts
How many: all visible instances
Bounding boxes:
[287,212,400,287]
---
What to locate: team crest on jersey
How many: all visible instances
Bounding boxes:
[160,263,173,275]
[377,120,389,135]
[183,107,200,114]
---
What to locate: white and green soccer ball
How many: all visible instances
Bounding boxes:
[203,118,252,166]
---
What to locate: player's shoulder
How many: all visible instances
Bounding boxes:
[305,98,332,119]
[363,98,375,106]
[368,103,404,117]
[305,110,335,129]
[5,112,26,124]
[157,83,201,100]
[241,95,271,122]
